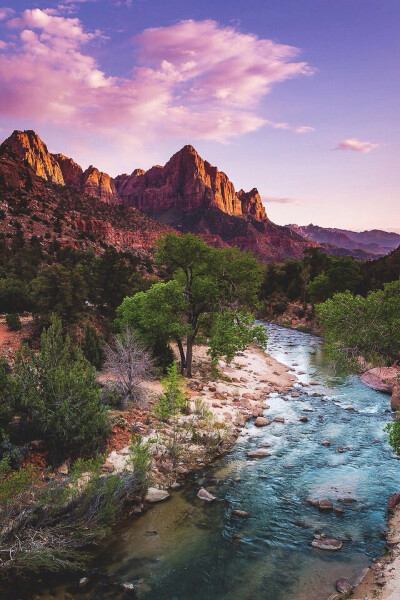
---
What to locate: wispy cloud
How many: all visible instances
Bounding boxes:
[264,196,302,205]
[332,138,379,153]
[266,121,315,133]
[0,11,314,145]
[0,7,14,21]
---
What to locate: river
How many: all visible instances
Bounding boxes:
[39,324,400,600]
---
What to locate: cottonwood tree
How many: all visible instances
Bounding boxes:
[116,233,267,377]
[104,327,154,408]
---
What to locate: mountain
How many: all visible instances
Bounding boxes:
[114,144,313,261]
[288,224,400,259]
[0,130,316,262]
[0,134,169,257]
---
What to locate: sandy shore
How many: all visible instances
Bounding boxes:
[103,343,296,496]
[349,505,400,600]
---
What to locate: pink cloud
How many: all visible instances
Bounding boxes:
[0,11,314,145]
[264,196,302,205]
[333,138,379,153]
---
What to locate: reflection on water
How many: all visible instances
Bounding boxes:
[39,325,400,600]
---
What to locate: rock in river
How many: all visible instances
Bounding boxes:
[197,487,216,502]
[247,448,271,458]
[311,537,342,551]
[336,578,352,594]
[254,417,271,427]
[146,488,170,503]
[232,509,249,518]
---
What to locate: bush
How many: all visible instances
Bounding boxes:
[5,313,21,332]
[153,362,189,421]
[9,316,110,461]
[129,434,150,491]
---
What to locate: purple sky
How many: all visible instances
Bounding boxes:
[0,0,398,231]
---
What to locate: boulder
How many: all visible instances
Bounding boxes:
[197,487,216,502]
[318,500,333,511]
[232,509,249,518]
[146,488,170,503]
[247,449,271,458]
[311,537,342,551]
[336,578,352,594]
[388,492,400,511]
[254,417,271,427]
[391,382,400,411]
[360,367,399,393]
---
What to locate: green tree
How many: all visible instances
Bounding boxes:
[317,280,400,370]
[10,317,109,460]
[118,233,265,377]
[81,325,104,370]
[30,264,88,325]
[0,278,30,313]
[306,273,331,304]
[208,310,268,363]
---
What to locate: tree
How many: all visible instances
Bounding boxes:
[104,328,154,408]
[9,317,109,461]
[117,233,265,377]
[306,273,331,304]
[30,264,88,325]
[208,310,268,363]
[0,278,30,313]
[81,325,104,371]
[317,280,400,369]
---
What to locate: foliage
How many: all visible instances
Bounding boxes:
[30,264,88,325]
[104,327,154,408]
[5,313,21,331]
[153,362,189,421]
[7,317,109,460]
[129,434,151,491]
[0,458,139,581]
[117,233,264,377]
[208,310,268,363]
[0,278,30,313]
[317,280,400,370]
[385,420,400,455]
[81,325,104,370]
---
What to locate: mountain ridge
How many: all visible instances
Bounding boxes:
[0,129,315,262]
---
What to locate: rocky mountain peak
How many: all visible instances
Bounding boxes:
[2,130,65,185]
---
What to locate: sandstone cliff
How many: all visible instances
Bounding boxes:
[115,145,267,220]
[1,131,119,204]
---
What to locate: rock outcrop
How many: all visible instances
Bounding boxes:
[1,131,119,203]
[115,145,267,218]
[3,130,65,185]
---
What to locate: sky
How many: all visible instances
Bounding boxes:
[0,0,398,232]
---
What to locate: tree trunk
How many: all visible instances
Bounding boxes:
[186,335,194,378]
[176,339,186,374]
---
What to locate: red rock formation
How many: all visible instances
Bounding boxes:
[82,166,118,204]
[3,130,64,184]
[52,153,83,188]
[115,145,266,220]
[1,131,119,203]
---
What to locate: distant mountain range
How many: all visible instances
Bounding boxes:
[0,129,397,263]
[287,224,400,260]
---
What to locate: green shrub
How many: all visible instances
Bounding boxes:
[153,362,189,421]
[5,313,21,331]
[10,316,110,461]
[129,434,151,491]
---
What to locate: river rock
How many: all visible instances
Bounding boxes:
[197,487,216,502]
[299,416,309,422]
[232,509,249,518]
[321,440,331,447]
[318,500,333,511]
[291,392,300,397]
[336,578,352,594]
[273,416,285,423]
[247,449,271,458]
[388,492,400,510]
[391,382,400,411]
[345,406,355,411]
[361,367,398,393]
[254,417,271,427]
[146,488,170,503]
[311,537,342,551]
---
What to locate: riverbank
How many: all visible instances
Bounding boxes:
[350,503,400,599]
[102,343,296,499]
